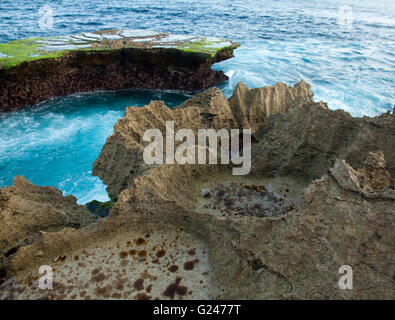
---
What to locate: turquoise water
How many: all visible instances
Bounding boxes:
[0,0,394,203]
[0,91,189,203]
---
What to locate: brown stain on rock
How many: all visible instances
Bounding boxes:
[91,272,106,282]
[133,278,144,291]
[183,259,199,271]
[168,265,179,273]
[156,249,166,258]
[138,250,147,258]
[134,237,146,245]
[94,285,112,298]
[163,277,188,300]
[136,292,152,300]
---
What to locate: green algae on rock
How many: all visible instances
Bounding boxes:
[0,29,238,69]
[0,29,239,111]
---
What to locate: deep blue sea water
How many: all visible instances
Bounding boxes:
[0,0,394,203]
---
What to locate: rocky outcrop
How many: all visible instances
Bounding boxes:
[93,81,314,200]
[4,152,394,299]
[0,29,239,111]
[92,87,238,199]
[228,80,314,131]
[94,80,394,200]
[110,152,394,299]
[1,81,393,300]
[0,176,95,274]
[251,100,395,182]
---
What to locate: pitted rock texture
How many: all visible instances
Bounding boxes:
[93,87,239,200]
[93,81,314,200]
[228,80,314,131]
[110,153,394,299]
[1,82,394,300]
[251,99,395,182]
[0,176,95,274]
[5,153,394,299]
[1,226,211,300]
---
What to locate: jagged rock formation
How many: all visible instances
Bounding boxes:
[0,176,95,275]
[3,153,393,299]
[251,100,395,182]
[0,29,239,111]
[93,80,394,200]
[93,81,314,200]
[92,87,238,199]
[110,152,394,299]
[1,81,394,300]
[228,80,314,131]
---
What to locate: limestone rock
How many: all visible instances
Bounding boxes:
[0,30,239,111]
[252,100,395,181]
[228,80,314,131]
[8,152,393,299]
[93,81,315,200]
[93,87,238,200]
[0,176,95,272]
[1,81,394,300]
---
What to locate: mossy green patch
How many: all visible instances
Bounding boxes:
[0,30,238,69]
[178,37,237,57]
[0,38,68,69]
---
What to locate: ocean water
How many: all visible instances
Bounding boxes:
[0,0,394,203]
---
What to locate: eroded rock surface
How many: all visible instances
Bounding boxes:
[228,80,314,131]
[93,87,239,199]
[0,29,239,111]
[93,81,314,200]
[109,152,394,299]
[1,225,210,300]
[1,81,394,300]
[0,176,95,275]
[4,152,393,299]
[252,100,395,181]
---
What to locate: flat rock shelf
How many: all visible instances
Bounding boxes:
[0,29,239,111]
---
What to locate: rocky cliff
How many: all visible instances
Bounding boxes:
[0,29,239,111]
[0,176,95,283]
[0,81,393,300]
[93,81,315,200]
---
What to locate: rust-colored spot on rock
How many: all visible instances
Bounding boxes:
[163,277,188,300]
[91,272,106,282]
[156,249,166,258]
[138,250,147,258]
[183,259,199,271]
[135,238,145,245]
[168,265,179,273]
[94,285,112,298]
[136,292,152,300]
[133,278,144,291]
